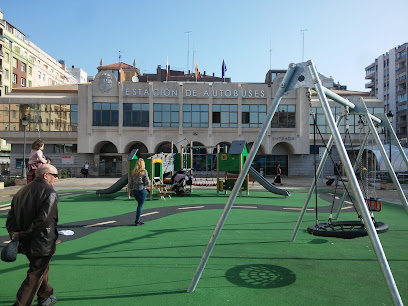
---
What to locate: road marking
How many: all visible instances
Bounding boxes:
[141,211,159,217]
[178,206,204,210]
[3,240,11,244]
[233,206,257,209]
[283,207,314,211]
[341,206,353,210]
[345,201,352,204]
[84,221,116,228]
[0,205,11,211]
[0,203,11,207]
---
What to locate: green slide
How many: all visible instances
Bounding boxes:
[96,174,128,195]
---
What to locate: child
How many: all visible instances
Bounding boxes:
[27,139,48,183]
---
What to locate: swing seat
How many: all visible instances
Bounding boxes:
[307,221,388,239]
[365,197,382,212]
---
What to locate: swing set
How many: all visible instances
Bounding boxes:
[306,109,389,239]
[187,61,408,305]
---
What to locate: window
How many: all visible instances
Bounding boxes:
[38,71,42,80]
[12,73,17,84]
[12,57,17,68]
[28,66,32,75]
[212,104,237,128]
[242,104,266,128]
[70,105,78,131]
[93,103,119,126]
[21,77,26,87]
[309,107,384,134]
[153,104,179,127]
[54,144,77,153]
[21,62,26,72]
[183,104,208,127]
[123,103,149,127]
[4,69,9,79]
[4,86,8,94]
[5,52,9,62]
[271,104,296,128]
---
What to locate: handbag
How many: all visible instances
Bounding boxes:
[1,238,19,262]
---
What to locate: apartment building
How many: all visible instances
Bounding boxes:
[365,43,408,143]
[0,10,86,96]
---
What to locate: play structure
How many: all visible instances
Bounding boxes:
[97,140,290,199]
[187,61,408,306]
[96,150,177,200]
[216,140,290,197]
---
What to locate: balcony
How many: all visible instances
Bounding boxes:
[365,81,375,88]
[0,35,4,42]
[365,71,375,79]
[396,66,406,73]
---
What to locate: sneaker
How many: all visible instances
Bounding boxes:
[135,221,144,226]
[38,295,57,306]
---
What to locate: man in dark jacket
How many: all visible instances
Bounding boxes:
[6,164,59,306]
[334,161,342,187]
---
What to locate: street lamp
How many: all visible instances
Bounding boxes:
[386,110,394,182]
[21,115,28,179]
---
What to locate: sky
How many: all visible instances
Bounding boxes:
[1,0,407,91]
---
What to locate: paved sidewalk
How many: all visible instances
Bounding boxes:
[0,176,407,206]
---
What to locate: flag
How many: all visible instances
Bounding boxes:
[195,61,199,80]
[222,59,227,79]
[166,56,169,80]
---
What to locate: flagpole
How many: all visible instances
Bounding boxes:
[166,56,168,82]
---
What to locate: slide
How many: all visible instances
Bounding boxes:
[96,174,128,195]
[249,167,290,197]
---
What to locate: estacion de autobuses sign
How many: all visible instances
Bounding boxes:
[124,87,266,98]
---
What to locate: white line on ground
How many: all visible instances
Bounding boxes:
[84,221,116,228]
[344,201,352,204]
[0,203,11,208]
[341,206,353,210]
[283,207,314,211]
[141,211,159,217]
[3,240,11,244]
[233,206,257,209]
[0,206,10,211]
[178,206,204,210]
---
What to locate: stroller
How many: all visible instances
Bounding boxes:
[171,170,194,196]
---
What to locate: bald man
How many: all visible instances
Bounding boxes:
[6,164,59,306]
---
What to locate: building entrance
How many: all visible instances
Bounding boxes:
[252,155,288,176]
[99,155,122,177]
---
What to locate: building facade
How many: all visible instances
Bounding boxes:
[0,10,85,96]
[365,43,408,144]
[0,67,384,178]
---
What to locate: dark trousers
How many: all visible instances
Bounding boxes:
[14,255,53,306]
[133,189,147,223]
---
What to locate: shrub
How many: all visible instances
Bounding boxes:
[4,178,16,187]
[59,169,72,179]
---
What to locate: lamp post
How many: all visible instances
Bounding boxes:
[21,115,28,179]
[386,110,394,182]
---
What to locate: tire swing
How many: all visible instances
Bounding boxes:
[307,112,388,239]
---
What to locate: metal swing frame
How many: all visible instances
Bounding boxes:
[187,61,406,305]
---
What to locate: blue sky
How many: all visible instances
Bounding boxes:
[1,0,407,91]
